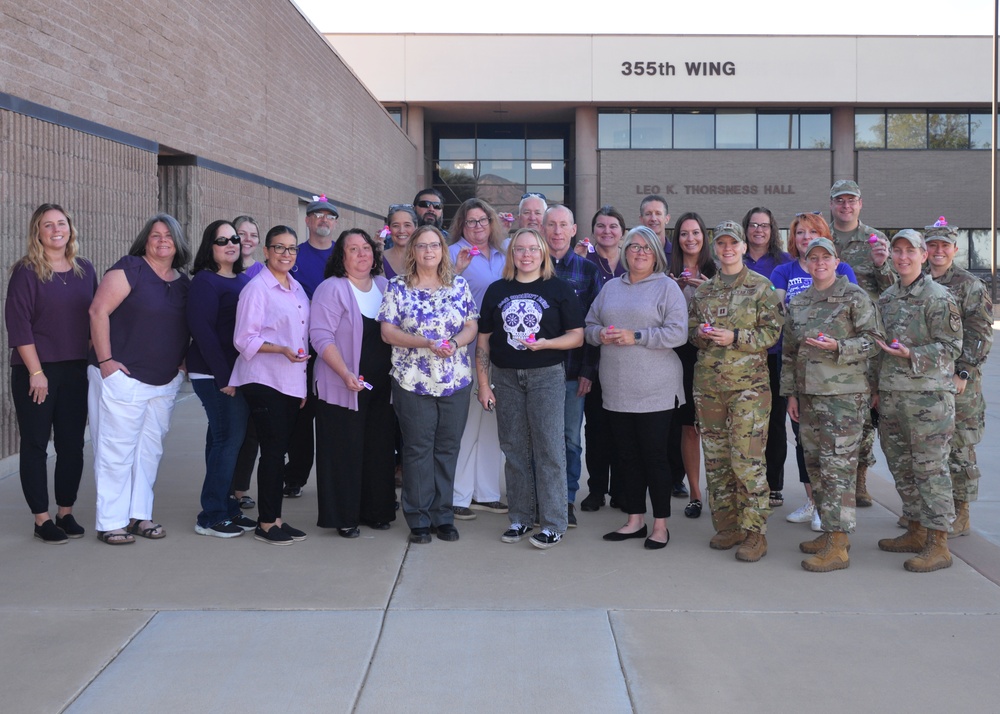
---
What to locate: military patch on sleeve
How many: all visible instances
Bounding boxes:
[717,307,728,318]
[949,305,961,333]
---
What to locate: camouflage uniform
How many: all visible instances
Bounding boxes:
[830,221,896,471]
[878,274,963,531]
[690,266,783,534]
[930,264,993,502]
[781,274,883,532]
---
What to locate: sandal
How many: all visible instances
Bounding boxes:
[97,530,135,545]
[237,495,255,510]
[684,500,702,519]
[769,491,784,508]
[126,520,166,539]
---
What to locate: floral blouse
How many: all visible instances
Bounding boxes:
[377,276,478,397]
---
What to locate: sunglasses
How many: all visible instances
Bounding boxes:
[213,236,241,246]
[795,211,822,217]
[521,192,546,201]
[389,203,414,213]
[416,200,442,210]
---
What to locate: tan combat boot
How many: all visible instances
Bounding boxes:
[709,529,746,550]
[802,532,850,572]
[904,528,952,572]
[856,466,872,507]
[949,501,970,539]
[800,531,853,555]
[878,520,926,553]
[735,530,767,562]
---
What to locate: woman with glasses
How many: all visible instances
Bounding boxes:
[584,226,687,549]
[689,221,783,562]
[378,226,479,543]
[88,214,191,545]
[477,229,584,549]
[6,204,97,543]
[235,215,264,280]
[578,205,628,513]
[381,205,417,279]
[230,225,311,546]
[447,198,509,520]
[770,213,858,530]
[311,229,396,538]
[740,207,792,510]
[187,220,256,538]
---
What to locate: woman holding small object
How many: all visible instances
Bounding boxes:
[6,204,97,544]
[585,226,688,549]
[381,204,418,279]
[311,229,395,538]
[378,226,478,543]
[230,225,311,546]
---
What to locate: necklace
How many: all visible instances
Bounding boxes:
[596,254,616,277]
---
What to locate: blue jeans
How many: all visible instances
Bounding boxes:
[193,379,248,527]
[493,364,568,533]
[564,380,585,504]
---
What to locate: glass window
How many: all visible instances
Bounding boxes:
[971,113,993,149]
[716,111,756,149]
[800,114,831,149]
[855,112,886,148]
[674,112,714,149]
[928,113,970,149]
[886,111,927,149]
[438,138,475,160]
[758,114,798,149]
[969,229,995,270]
[479,160,524,184]
[631,114,672,149]
[527,159,564,184]
[599,114,631,149]
[386,108,402,127]
[527,138,564,160]
[436,160,477,178]
[477,138,524,160]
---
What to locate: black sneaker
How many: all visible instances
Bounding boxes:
[55,514,85,538]
[529,529,562,550]
[409,527,432,544]
[283,485,303,498]
[195,520,244,538]
[231,514,257,531]
[280,523,307,541]
[434,523,460,542]
[568,504,578,528]
[501,524,532,543]
[580,492,604,512]
[34,519,68,544]
[254,524,293,545]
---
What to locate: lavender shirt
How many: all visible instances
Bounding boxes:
[230,269,310,398]
[448,238,506,309]
[6,260,97,365]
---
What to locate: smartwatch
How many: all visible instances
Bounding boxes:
[634,331,642,343]
[957,370,970,380]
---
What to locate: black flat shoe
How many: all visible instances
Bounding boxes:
[434,523,460,542]
[409,527,431,544]
[363,521,391,531]
[337,527,360,539]
[55,514,85,538]
[34,519,68,544]
[644,530,670,550]
[684,500,702,519]
[603,524,648,542]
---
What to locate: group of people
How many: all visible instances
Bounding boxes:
[6,181,991,568]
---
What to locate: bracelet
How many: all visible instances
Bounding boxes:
[98,357,114,364]
[31,369,44,376]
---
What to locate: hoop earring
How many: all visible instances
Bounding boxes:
[291,265,299,273]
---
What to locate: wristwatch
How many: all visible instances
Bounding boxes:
[957,370,970,380]
[633,331,642,343]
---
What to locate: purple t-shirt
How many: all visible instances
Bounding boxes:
[90,255,190,386]
[295,241,333,299]
[5,260,97,365]
[244,261,265,280]
[770,260,858,302]
[186,271,250,389]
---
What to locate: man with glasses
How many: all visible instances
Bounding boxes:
[282,195,339,498]
[639,194,673,260]
[543,205,602,527]
[828,180,894,508]
[518,193,547,231]
[413,188,447,235]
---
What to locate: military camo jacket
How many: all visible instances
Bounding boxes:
[780,275,882,397]
[830,221,896,302]
[877,274,962,392]
[689,267,783,393]
[930,265,993,380]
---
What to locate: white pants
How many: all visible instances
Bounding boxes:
[452,370,504,506]
[88,366,183,531]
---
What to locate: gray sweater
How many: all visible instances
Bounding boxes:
[584,272,688,413]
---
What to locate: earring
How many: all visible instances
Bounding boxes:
[291,265,299,273]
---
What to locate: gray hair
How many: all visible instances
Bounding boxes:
[620,225,668,275]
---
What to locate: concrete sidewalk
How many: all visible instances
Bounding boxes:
[2,356,999,713]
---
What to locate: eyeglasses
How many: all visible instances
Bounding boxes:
[268,244,299,255]
[521,192,547,201]
[627,244,654,254]
[416,200,442,210]
[748,222,771,230]
[513,246,542,255]
[413,242,441,252]
[310,212,335,221]
[833,197,860,206]
[464,217,491,228]
[213,236,241,246]
[389,203,414,213]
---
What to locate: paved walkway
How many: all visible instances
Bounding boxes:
[3,340,1000,713]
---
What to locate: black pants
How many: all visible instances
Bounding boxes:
[11,361,88,514]
[608,409,673,518]
[584,376,620,501]
[240,383,301,523]
[283,353,317,489]
[765,353,787,492]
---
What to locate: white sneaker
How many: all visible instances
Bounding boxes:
[786,500,815,523]
[811,508,823,532]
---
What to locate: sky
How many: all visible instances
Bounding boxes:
[295,0,994,36]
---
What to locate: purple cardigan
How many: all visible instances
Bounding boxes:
[309,275,388,411]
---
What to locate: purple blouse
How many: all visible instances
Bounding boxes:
[186,271,250,389]
[586,251,627,287]
[6,260,97,365]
